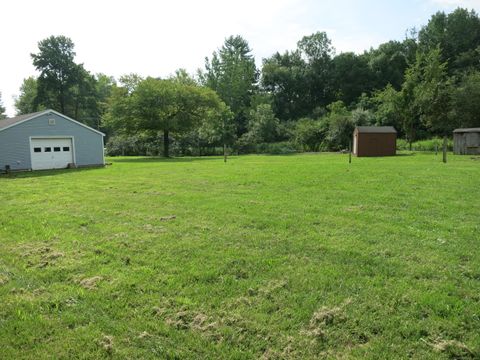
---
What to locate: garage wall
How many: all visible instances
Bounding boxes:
[0,112,104,170]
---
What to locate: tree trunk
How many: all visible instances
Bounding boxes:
[224,143,227,163]
[443,136,447,163]
[163,130,170,158]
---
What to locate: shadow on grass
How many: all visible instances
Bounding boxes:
[395,153,416,157]
[0,166,104,180]
[110,156,225,163]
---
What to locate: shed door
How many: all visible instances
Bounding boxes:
[30,138,73,170]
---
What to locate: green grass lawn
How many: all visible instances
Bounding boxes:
[1,153,479,359]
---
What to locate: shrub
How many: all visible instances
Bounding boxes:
[293,118,328,152]
[397,137,453,151]
[254,142,299,154]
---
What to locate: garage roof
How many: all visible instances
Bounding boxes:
[356,126,397,134]
[0,109,105,136]
[0,110,46,130]
[453,128,480,133]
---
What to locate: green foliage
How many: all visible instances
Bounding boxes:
[397,137,453,151]
[105,133,162,156]
[293,118,328,152]
[450,71,480,129]
[202,35,258,134]
[261,50,309,120]
[170,68,198,86]
[245,104,280,143]
[371,84,402,130]
[324,113,355,151]
[30,35,100,126]
[331,52,373,104]
[14,77,42,115]
[364,40,417,90]
[418,8,480,73]
[297,31,334,63]
[412,47,452,135]
[94,73,116,120]
[105,77,228,157]
[197,101,236,147]
[253,141,298,154]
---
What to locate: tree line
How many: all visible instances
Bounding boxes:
[3,7,480,156]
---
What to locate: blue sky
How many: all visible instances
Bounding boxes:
[1,0,479,116]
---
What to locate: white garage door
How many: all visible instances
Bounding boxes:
[30,138,74,170]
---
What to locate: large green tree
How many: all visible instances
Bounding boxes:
[365,39,417,91]
[298,32,335,110]
[202,35,257,135]
[105,77,228,157]
[418,8,480,73]
[31,35,79,114]
[31,35,99,123]
[331,52,374,104]
[413,47,452,135]
[261,50,309,121]
[450,71,480,129]
[371,84,403,132]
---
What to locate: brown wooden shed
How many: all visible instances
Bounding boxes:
[453,128,480,155]
[353,126,397,157]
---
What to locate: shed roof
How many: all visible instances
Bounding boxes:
[0,109,105,136]
[356,126,397,134]
[453,128,480,133]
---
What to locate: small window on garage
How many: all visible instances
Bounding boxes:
[54,147,61,152]
[34,147,42,153]
[63,146,70,152]
[45,147,52,152]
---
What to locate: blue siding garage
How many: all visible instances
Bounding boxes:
[0,110,105,171]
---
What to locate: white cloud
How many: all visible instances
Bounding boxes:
[430,0,480,9]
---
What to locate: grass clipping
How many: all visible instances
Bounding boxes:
[428,339,476,359]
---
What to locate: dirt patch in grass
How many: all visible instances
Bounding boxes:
[345,205,365,212]
[0,275,9,285]
[79,276,103,290]
[429,339,477,359]
[138,331,151,339]
[160,215,176,221]
[99,335,114,354]
[20,244,64,268]
[258,279,288,298]
[142,224,166,233]
[302,299,352,342]
[164,310,217,333]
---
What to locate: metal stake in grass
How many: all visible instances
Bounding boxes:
[443,136,447,163]
[348,141,352,164]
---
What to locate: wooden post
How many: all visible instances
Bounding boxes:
[442,136,447,163]
[349,141,352,164]
[435,143,438,155]
[223,143,227,163]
